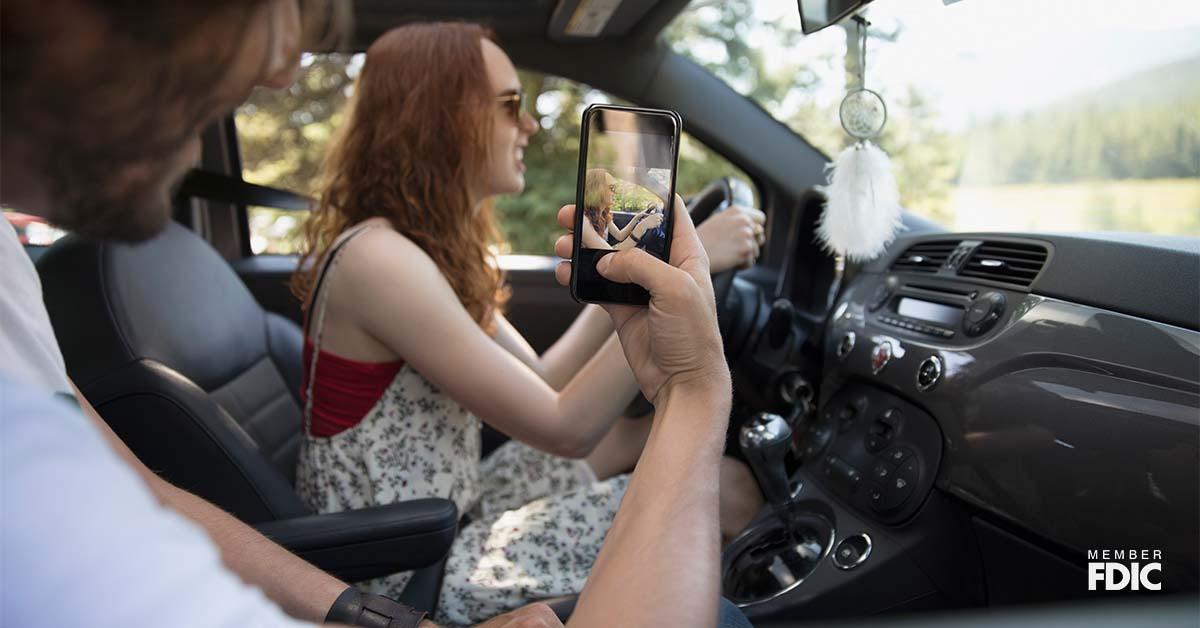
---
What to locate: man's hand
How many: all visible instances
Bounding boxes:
[696,204,766,272]
[468,603,563,627]
[555,196,729,404]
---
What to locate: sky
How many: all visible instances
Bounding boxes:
[741,0,1200,130]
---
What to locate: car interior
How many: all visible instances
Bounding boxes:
[20,0,1199,625]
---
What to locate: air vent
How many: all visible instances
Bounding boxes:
[959,241,1048,287]
[944,240,982,271]
[891,240,958,274]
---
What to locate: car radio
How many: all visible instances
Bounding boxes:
[866,279,1010,340]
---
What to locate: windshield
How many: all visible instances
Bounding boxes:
[667,0,1200,236]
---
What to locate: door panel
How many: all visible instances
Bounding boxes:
[502,256,583,353]
[232,255,305,326]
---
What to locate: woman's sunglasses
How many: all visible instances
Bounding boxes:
[495,90,526,123]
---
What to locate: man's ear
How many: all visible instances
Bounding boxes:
[261,0,302,89]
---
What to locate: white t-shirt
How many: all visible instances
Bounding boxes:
[0,213,72,394]
[0,376,315,627]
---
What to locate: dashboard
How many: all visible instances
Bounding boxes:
[725,230,1200,619]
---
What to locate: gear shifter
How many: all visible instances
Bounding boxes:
[739,412,795,508]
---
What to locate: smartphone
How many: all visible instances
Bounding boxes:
[570,104,682,305]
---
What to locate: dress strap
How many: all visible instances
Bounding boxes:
[302,223,380,436]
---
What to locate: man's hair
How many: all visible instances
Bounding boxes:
[1,0,352,240]
[47,1,350,50]
[299,0,355,52]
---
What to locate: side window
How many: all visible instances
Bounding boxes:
[236,53,361,254]
[234,58,757,257]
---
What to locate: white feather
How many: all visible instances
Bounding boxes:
[816,141,905,262]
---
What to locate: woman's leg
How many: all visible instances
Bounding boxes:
[719,457,764,544]
[586,418,762,544]
[437,475,631,625]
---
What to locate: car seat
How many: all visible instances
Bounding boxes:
[37,221,457,611]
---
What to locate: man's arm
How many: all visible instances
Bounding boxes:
[569,381,730,627]
[70,381,348,622]
[71,381,562,628]
[553,197,734,627]
[2,381,332,628]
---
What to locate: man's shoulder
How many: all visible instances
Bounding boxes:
[0,214,72,394]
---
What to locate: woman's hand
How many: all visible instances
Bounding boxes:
[632,212,664,238]
[631,207,652,221]
[556,196,729,404]
[696,204,766,273]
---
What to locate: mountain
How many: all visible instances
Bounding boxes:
[1047,54,1200,112]
[958,54,1200,185]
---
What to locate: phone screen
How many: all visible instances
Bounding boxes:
[572,105,680,305]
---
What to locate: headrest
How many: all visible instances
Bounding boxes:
[38,222,270,391]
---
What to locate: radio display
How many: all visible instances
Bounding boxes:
[897,298,961,327]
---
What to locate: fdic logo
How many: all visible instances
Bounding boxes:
[1087,549,1162,591]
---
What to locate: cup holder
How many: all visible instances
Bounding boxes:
[721,505,835,606]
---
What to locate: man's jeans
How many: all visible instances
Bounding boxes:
[719,597,753,628]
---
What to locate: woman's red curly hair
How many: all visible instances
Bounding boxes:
[292,22,509,333]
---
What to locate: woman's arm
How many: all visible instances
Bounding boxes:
[492,307,614,391]
[611,213,662,250]
[343,229,638,459]
[581,220,611,249]
[609,209,648,241]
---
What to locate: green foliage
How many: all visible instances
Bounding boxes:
[663,1,814,111]
[959,94,1200,186]
[237,54,357,196]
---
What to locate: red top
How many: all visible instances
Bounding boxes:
[301,338,405,437]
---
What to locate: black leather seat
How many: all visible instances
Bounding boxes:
[37,222,457,605]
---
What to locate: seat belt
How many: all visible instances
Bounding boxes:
[174,168,312,212]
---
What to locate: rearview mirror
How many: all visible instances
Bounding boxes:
[797,0,875,34]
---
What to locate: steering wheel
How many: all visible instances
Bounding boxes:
[687,177,763,363]
[623,177,763,419]
[687,177,742,308]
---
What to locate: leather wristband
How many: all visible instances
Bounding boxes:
[325,587,428,628]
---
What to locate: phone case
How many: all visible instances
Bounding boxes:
[570,104,682,306]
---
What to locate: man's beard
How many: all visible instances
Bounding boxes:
[41,142,190,243]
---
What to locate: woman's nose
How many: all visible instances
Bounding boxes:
[521,110,539,135]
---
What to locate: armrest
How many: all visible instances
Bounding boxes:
[255,498,458,582]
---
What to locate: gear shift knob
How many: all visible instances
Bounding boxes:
[739,412,795,508]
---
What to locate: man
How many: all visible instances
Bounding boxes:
[0,1,739,627]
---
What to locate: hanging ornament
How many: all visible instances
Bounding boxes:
[817,15,904,262]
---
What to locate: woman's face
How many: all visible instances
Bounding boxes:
[478,38,538,199]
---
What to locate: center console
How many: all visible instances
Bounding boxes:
[801,384,942,525]
[720,383,978,621]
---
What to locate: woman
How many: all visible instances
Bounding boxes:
[580,168,663,250]
[292,23,766,625]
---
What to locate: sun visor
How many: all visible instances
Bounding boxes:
[547,0,660,42]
